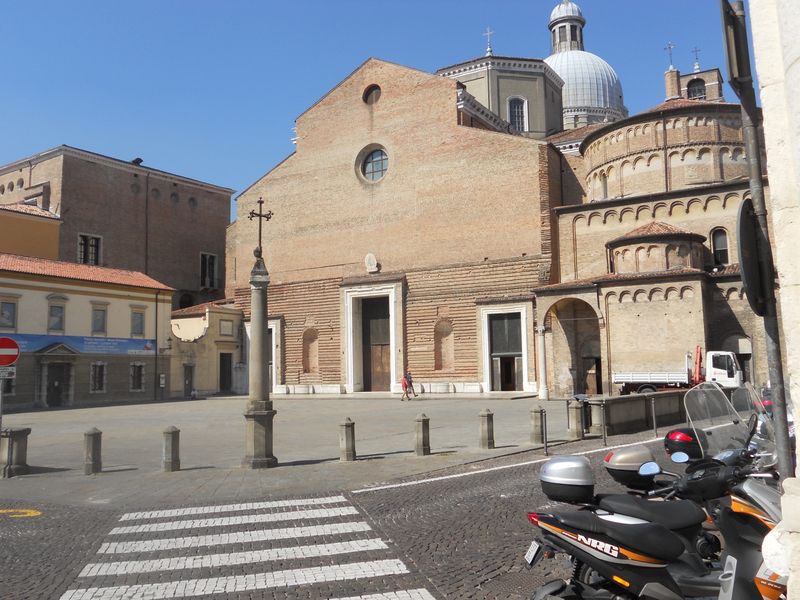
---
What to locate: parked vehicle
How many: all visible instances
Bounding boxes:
[525,382,786,600]
[612,346,743,394]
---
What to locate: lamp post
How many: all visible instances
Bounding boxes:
[242,198,278,469]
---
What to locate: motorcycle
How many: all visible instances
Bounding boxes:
[525,382,786,600]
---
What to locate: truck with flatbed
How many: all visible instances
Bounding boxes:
[612,346,743,394]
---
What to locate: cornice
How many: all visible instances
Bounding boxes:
[456,89,516,134]
[0,146,234,195]
[438,56,564,87]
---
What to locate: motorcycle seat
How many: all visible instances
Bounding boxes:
[550,511,684,562]
[596,494,706,531]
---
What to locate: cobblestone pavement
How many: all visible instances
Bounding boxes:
[350,435,655,600]
[0,430,662,599]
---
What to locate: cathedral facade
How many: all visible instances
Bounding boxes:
[224,1,767,398]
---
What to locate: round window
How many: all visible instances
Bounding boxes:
[362,149,388,182]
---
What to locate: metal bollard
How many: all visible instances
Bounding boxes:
[84,427,102,475]
[415,413,430,456]
[542,409,549,455]
[567,401,585,440]
[650,397,658,437]
[339,417,356,462]
[479,408,495,450]
[601,399,608,447]
[162,426,180,472]
[530,406,545,445]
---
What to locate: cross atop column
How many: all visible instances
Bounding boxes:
[483,27,494,56]
[664,41,676,69]
[248,197,273,259]
[691,46,701,72]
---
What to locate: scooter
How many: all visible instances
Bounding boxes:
[525,383,786,600]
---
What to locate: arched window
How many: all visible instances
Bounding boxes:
[302,328,319,373]
[433,319,454,371]
[507,97,527,132]
[711,228,729,265]
[687,79,707,100]
[600,173,608,199]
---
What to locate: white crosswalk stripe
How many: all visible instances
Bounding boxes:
[330,591,437,600]
[80,539,389,576]
[118,495,348,521]
[62,495,437,600]
[109,506,359,534]
[98,521,373,554]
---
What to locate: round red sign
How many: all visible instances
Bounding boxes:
[0,337,20,367]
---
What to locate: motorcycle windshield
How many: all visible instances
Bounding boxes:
[684,382,751,459]
[731,383,778,467]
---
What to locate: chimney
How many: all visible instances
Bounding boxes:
[664,68,681,100]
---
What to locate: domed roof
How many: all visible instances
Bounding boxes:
[544,50,626,116]
[550,1,584,25]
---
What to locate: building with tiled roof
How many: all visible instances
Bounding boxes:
[0,145,233,310]
[531,55,765,397]
[0,202,62,260]
[0,253,173,409]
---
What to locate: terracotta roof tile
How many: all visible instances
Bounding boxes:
[534,267,708,292]
[0,202,60,220]
[645,98,738,113]
[171,299,236,318]
[545,123,606,144]
[607,221,705,245]
[0,253,173,291]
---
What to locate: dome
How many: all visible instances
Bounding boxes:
[544,50,626,117]
[549,1,584,25]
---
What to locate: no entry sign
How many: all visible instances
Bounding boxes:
[0,337,20,367]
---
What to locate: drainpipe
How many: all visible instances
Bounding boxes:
[144,172,150,274]
[154,289,159,403]
[661,115,670,192]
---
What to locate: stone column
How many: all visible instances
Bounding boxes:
[242,257,278,469]
[415,413,430,456]
[750,0,800,589]
[479,409,495,450]
[84,427,102,475]
[162,426,180,472]
[339,418,356,462]
[536,326,549,400]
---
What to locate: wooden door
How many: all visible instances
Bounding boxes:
[183,365,194,397]
[219,353,232,392]
[47,363,69,407]
[361,297,390,391]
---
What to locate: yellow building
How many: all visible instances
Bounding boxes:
[0,253,173,408]
[0,203,61,259]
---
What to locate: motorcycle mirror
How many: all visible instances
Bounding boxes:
[670,451,690,464]
[638,461,662,476]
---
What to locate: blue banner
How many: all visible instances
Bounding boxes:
[5,334,156,355]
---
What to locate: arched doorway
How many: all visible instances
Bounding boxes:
[546,298,602,397]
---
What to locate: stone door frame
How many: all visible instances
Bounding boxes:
[479,303,533,393]
[342,282,402,393]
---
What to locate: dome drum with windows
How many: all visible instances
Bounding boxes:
[545,1,627,129]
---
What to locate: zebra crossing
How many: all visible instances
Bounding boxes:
[60,495,437,600]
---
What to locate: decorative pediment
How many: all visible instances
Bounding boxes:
[36,342,79,355]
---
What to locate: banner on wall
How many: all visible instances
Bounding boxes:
[5,334,156,355]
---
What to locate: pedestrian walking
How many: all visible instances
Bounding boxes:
[401,372,410,401]
[406,370,418,398]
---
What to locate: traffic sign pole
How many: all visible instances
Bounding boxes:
[0,337,21,434]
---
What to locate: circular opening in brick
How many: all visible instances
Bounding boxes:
[362,84,381,105]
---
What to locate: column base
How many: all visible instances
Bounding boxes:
[241,456,278,469]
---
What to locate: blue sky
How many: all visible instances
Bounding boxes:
[1,1,755,221]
